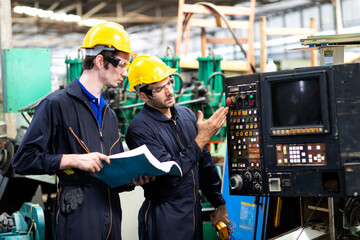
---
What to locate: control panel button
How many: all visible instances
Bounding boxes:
[226,97,237,107]
[230,174,243,190]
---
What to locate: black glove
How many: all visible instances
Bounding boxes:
[60,186,85,214]
[0,212,14,232]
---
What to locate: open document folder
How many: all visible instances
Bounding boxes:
[97,144,182,188]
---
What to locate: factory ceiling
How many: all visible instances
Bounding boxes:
[11,0,253,34]
[10,0,331,48]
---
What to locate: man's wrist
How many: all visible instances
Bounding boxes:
[195,136,208,150]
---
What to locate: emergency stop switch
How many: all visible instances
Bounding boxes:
[226,97,235,107]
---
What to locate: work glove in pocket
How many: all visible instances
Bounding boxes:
[60,186,85,214]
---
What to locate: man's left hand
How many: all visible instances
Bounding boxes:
[211,204,230,227]
[131,175,156,186]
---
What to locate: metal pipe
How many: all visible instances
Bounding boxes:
[115,102,144,110]
[207,71,225,101]
[176,97,207,106]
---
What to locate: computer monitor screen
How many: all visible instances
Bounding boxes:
[271,79,322,127]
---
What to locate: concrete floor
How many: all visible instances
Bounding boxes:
[120,186,145,240]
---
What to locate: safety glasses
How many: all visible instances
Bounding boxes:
[151,76,175,94]
[106,55,130,69]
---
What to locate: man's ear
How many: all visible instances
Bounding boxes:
[94,55,104,69]
[139,92,149,102]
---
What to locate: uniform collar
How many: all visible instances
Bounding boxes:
[65,79,111,104]
[143,103,179,122]
[77,79,105,106]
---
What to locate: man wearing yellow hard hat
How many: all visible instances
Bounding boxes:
[13,22,146,239]
[125,54,230,240]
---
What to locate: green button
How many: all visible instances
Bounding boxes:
[250,94,254,98]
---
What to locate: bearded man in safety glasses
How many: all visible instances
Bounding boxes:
[125,54,230,240]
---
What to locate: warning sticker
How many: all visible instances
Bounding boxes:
[324,50,333,65]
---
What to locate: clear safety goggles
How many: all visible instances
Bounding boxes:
[106,55,130,70]
[151,76,175,94]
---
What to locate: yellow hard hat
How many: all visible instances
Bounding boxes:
[128,54,177,92]
[81,21,136,56]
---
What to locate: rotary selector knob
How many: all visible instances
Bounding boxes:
[254,172,261,182]
[230,174,243,190]
[254,183,262,193]
[244,171,252,182]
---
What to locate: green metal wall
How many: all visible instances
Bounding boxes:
[2,48,52,113]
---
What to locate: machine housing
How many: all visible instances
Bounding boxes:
[226,63,360,197]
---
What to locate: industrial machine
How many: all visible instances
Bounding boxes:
[65,49,226,141]
[225,62,360,198]
[0,202,45,240]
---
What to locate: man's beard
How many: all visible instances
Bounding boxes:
[150,93,175,109]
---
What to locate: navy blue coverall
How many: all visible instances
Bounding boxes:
[125,103,226,240]
[13,80,132,240]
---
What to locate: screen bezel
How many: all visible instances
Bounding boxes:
[264,70,330,136]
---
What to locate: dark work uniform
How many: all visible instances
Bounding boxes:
[125,104,225,240]
[13,79,132,240]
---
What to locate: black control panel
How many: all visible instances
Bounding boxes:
[226,74,263,196]
[225,63,360,197]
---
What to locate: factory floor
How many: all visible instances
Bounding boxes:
[120,186,144,240]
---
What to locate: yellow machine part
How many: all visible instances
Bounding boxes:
[216,221,229,240]
[274,197,282,228]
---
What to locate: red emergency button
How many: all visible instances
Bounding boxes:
[226,97,235,106]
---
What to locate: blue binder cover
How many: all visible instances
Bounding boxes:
[97,145,182,187]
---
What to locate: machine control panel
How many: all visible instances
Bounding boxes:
[226,80,263,195]
[225,64,360,197]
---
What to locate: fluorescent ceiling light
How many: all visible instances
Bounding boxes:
[13,6,104,26]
